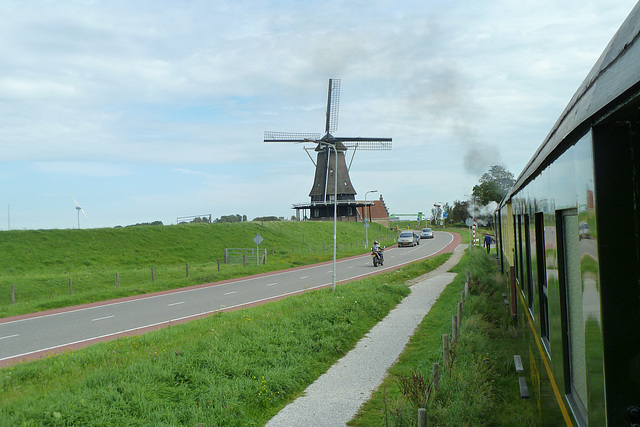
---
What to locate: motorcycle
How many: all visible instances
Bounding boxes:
[372,247,384,267]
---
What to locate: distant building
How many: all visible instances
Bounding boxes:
[356,195,391,228]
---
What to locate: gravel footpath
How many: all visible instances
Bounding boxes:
[265,243,466,427]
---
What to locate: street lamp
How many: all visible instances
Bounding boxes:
[364,190,378,249]
[317,141,338,292]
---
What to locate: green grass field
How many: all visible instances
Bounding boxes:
[0,221,398,318]
[0,253,452,426]
[1,222,526,426]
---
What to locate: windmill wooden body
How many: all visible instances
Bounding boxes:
[265,79,392,220]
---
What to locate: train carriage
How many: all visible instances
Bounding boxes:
[495,3,640,425]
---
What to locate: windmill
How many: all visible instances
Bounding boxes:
[71,196,88,229]
[264,79,392,220]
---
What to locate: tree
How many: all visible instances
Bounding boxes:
[450,200,469,224]
[253,216,281,222]
[472,165,515,205]
[215,214,245,223]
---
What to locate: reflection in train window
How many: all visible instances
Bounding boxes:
[524,214,533,310]
[535,212,550,350]
[558,211,588,423]
[517,215,524,291]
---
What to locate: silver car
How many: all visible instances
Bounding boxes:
[420,228,434,239]
[398,231,417,247]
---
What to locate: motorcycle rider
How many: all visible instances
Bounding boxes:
[372,241,383,262]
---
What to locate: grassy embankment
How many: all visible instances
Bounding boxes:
[1,223,525,425]
[0,251,452,426]
[0,221,397,318]
[350,246,535,426]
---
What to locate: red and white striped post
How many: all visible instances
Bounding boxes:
[472,219,477,245]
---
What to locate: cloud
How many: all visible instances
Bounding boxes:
[1,0,637,229]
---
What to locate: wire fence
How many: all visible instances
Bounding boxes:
[224,248,268,265]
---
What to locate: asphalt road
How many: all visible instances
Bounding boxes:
[0,231,456,365]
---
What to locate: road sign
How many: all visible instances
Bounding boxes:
[253,233,263,246]
[364,221,370,229]
[443,212,448,218]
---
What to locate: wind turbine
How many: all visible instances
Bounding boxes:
[71,196,88,229]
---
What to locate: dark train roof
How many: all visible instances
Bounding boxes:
[504,2,640,204]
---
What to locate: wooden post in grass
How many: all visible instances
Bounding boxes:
[443,334,450,368]
[217,258,220,271]
[11,285,15,304]
[433,362,440,390]
[452,315,457,343]
[243,255,246,267]
[457,302,462,329]
[461,289,465,306]
[309,244,312,253]
[186,263,189,278]
[418,408,427,427]
[116,273,119,289]
[151,268,155,282]
[69,278,73,294]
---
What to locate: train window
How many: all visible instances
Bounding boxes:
[557,210,588,422]
[524,214,533,310]
[517,215,524,291]
[513,215,519,281]
[535,212,550,349]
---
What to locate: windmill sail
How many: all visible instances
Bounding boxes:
[325,78,340,134]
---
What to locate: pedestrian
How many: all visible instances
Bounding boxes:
[484,234,493,254]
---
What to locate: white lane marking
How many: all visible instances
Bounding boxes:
[326,270,332,273]
[168,301,185,307]
[300,276,309,279]
[92,315,115,322]
[224,291,237,295]
[0,334,19,340]
[266,283,277,287]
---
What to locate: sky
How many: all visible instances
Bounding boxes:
[1,0,637,230]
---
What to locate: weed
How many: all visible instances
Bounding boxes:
[397,368,435,409]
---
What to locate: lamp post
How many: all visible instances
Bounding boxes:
[318,141,338,292]
[364,190,378,249]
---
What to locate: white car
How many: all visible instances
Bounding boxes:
[420,228,434,239]
[398,231,418,247]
